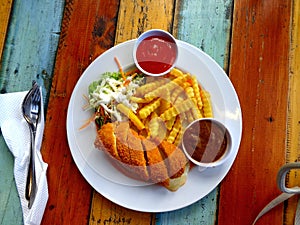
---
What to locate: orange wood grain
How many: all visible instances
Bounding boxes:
[285,0,300,224]
[218,0,291,225]
[0,0,13,61]
[114,0,175,45]
[41,0,120,224]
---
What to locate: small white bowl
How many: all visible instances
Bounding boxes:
[133,29,178,76]
[181,118,233,169]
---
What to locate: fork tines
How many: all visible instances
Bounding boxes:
[31,85,41,115]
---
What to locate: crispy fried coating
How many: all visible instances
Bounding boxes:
[142,139,169,184]
[94,123,119,160]
[95,121,189,191]
[159,141,188,179]
[114,122,149,181]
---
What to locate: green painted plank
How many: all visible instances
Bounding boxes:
[0,141,22,225]
[156,0,233,224]
[0,0,64,224]
[174,0,233,69]
[156,188,218,225]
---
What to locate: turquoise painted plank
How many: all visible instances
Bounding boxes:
[156,0,233,224]
[156,188,218,225]
[0,141,22,225]
[0,0,64,224]
[174,0,233,69]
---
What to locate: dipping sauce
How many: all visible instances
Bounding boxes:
[135,35,177,75]
[182,119,228,163]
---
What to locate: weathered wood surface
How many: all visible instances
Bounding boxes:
[155,0,233,224]
[115,0,174,44]
[0,0,13,61]
[0,0,64,224]
[89,0,173,224]
[0,0,299,225]
[89,1,233,225]
[285,0,300,224]
[218,0,291,225]
[40,0,121,224]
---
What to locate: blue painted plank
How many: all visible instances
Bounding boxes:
[156,0,233,224]
[0,0,64,224]
[156,188,218,225]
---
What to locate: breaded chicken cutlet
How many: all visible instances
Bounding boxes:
[94,121,190,191]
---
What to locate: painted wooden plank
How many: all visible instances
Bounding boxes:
[114,0,175,44]
[0,141,22,225]
[90,192,155,225]
[173,0,233,69]
[156,0,233,224]
[285,0,300,224]
[218,0,291,224]
[90,0,174,224]
[156,189,218,225]
[0,0,64,98]
[40,0,125,224]
[0,0,64,224]
[0,0,13,61]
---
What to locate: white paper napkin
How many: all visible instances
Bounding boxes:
[0,89,48,225]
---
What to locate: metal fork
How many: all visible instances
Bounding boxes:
[22,81,41,208]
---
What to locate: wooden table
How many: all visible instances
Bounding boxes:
[0,0,299,224]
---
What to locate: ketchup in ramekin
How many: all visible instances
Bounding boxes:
[133,29,178,76]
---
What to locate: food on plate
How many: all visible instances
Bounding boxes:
[94,121,189,191]
[135,32,177,75]
[182,119,229,164]
[87,64,213,191]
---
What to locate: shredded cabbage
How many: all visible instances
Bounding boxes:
[88,71,144,121]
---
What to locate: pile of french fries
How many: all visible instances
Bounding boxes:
[117,68,213,146]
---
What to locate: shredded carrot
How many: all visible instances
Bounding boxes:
[125,68,139,77]
[83,94,89,101]
[81,94,91,110]
[114,57,126,80]
[123,73,138,87]
[79,115,95,130]
[131,73,138,79]
[82,103,90,110]
[123,80,130,86]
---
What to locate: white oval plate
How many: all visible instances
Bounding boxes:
[66,39,242,212]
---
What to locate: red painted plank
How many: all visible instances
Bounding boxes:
[218,1,291,224]
[41,0,120,224]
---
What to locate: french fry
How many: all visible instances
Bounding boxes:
[174,95,185,106]
[201,90,213,117]
[170,68,183,77]
[191,75,203,109]
[130,96,153,103]
[117,103,145,130]
[167,116,181,144]
[176,98,195,115]
[165,116,176,131]
[157,88,171,116]
[184,110,195,124]
[148,117,167,141]
[170,87,183,104]
[135,79,167,97]
[185,86,194,98]
[174,126,184,146]
[160,98,194,121]
[145,74,188,101]
[138,98,161,119]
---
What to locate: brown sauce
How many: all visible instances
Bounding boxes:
[183,120,228,163]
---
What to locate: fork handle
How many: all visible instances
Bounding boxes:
[25,125,37,209]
